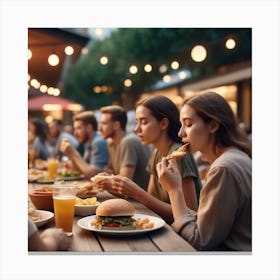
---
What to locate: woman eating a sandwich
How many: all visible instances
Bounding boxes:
[156,92,252,251]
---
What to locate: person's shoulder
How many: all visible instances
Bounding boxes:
[92,132,107,144]
[60,131,78,142]
[213,148,251,169]
[122,132,140,143]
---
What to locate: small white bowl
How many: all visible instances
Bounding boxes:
[75,202,100,217]
[31,210,54,227]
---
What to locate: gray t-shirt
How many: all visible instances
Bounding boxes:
[107,133,150,190]
[147,142,201,203]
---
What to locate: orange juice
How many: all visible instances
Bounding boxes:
[47,159,59,179]
[53,197,75,235]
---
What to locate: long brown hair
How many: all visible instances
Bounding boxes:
[183,92,251,157]
[136,95,182,143]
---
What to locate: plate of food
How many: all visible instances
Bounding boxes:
[34,171,85,183]
[75,181,100,199]
[28,169,47,182]
[77,198,165,236]
[28,209,54,227]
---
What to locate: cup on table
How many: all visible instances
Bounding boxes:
[52,182,76,236]
[28,149,35,169]
[47,158,59,179]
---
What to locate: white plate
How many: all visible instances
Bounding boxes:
[77,213,165,236]
[36,175,85,183]
[31,210,54,227]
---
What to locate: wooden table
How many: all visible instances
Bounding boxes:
[29,182,196,253]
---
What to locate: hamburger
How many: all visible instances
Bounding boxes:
[91,198,137,230]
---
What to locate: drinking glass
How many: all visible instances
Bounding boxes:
[52,182,76,236]
[47,158,59,179]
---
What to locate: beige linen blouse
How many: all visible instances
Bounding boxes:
[172,148,252,251]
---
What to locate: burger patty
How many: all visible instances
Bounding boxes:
[93,216,137,229]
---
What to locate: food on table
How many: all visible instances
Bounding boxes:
[75,196,98,206]
[28,169,46,182]
[29,188,54,211]
[90,172,113,185]
[28,208,41,221]
[91,198,137,230]
[57,169,81,178]
[34,159,47,169]
[135,217,155,230]
[168,143,190,160]
[90,198,155,230]
[75,182,99,198]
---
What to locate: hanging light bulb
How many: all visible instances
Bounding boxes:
[28,49,32,60]
[225,38,236,50]
[171,61,179,70]
[144,64,152,72]
[129,65,138,74]
[124,79,132,87]
[65,46,74,55]
[191,45,207,62]
[48,53,59,66]
[100,56,108,65]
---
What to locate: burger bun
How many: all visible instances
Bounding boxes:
[96,198,135,217]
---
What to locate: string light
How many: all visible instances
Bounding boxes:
[28,49,32,60]
[28,74,61,96]
[171,61,179,70]
[159,64,167,73]
[48,53,59,66]
[29,32,243,96]
[191,45,207,62]
[65,46,74,55]
[129,65,138,74]
[225,38,236,50]
[144,64,152,72]
[124,79,132,87]
[100,56,108,65]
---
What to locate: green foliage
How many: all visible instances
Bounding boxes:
[63,28,251,109]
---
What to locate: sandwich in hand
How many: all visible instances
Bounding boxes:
[91,198,137,230]
[90,172,113,185]
[168,143,190,160]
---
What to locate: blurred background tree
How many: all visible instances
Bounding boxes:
[63,28,251,110]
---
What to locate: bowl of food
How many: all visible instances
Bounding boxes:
[28,186,54,211]
[74,196,100,216]
[28,208,54,227]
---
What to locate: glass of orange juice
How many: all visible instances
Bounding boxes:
[47,158,59,179]
[52,182,76,236]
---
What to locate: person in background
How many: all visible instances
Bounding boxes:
[63,124,74,135]
[29,118,50,160]
[28,218,71,251]
[98,96,201,224]
[98,105,150,190]
[156,92,252,251]
[59,111,109,179]
[48,119,79,160]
